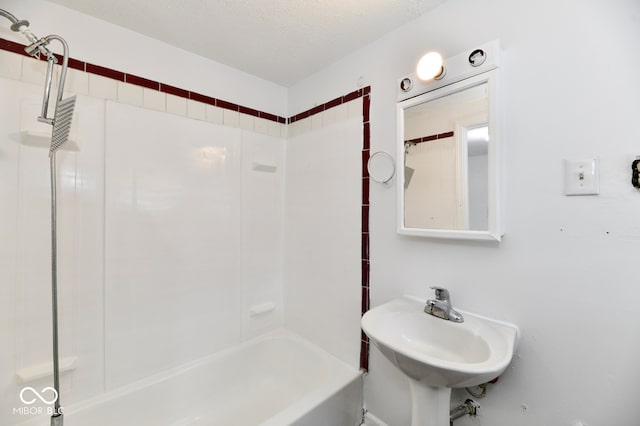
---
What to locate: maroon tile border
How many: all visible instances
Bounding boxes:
[216,99,239,112]
[406,130,455,144]
[363,123,371,150]
[360,338,370,372]
[239,105,260,118]
[288,88,367,124]
[86,63,125,81]
[1,36,372,370]
[361,91,371,371]
[126,74,160,91]
[67,57,86,72]
[160,83,189,98]
[0,37,31,57]
[189,92,216,106]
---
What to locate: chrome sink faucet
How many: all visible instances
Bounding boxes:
[425,286,464,323]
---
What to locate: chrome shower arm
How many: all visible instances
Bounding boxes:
[44,35,70,103]
[0,8,28,30]
[36,35,70,124]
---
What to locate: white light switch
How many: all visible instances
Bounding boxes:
[564,158,599,195]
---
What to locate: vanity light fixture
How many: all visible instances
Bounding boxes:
[416,51,445,81]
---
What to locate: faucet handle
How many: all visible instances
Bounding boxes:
[430,286,450,301]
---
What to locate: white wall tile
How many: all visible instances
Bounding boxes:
[165,94,187,116]
[346,98,363,119]
[117,82,143,107]
[65,68,89,96]
[288,121,299,138]
[267,121,281,138]
[0,50,22,80]
[223,109,240,127]
[88,74,117,100]
[296,117,311,135]
[143,88,165,111]
[21,57,55,86]
[187,100,206,120]
[333,103,348,122]
[206,105,224,124]
[311,113,323,131]
[239,113,255,132]
[254,117,269,135]
[322,108,336,127]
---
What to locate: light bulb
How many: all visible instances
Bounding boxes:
[416,52,445,81]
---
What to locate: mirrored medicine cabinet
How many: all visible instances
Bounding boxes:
[396,41,503,241]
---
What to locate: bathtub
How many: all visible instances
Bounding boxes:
[18,330,363,426]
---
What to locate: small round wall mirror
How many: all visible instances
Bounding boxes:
[368,151,396,184]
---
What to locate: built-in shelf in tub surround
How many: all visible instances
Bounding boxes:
[250,302,277,316]
[16,356,78,383]
[13,130,79,151]
[252,162,278,173]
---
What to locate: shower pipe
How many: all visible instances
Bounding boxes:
[1,8,76,426]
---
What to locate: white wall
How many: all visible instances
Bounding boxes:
[0,0,288,116]
[290,0,640,424]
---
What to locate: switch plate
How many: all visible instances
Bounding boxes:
[564,158,599,195]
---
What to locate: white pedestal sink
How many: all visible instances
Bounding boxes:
[361,295,519,426]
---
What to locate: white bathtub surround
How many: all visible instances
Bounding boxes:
[103,102,245,388]
[284,115,364,368]
[0,77,294,423]
[16,330,363,426]
[1,52,364,422]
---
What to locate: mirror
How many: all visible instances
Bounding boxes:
[397,70,502,241]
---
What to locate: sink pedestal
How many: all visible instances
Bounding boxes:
[409,380,451,426]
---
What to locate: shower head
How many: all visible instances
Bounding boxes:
[50,96,76,157]
[404,166,415,189]
[2,9,75,153]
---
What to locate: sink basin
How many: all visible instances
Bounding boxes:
[361,295,519,388]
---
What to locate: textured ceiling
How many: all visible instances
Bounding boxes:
[47,0,445,87]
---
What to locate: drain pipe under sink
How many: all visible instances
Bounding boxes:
[449,399,479,425]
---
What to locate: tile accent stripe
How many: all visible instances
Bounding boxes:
[0,37,34,57]
[288,87,368,124]
[0,37,287,124]
[0,35,372,371]
[405,130,454,144]
[361,88,371,371]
